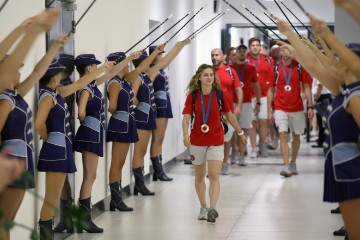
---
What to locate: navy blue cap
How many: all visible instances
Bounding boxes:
[138,51,149,61]
[59,54,74,66]
[107,52,126,62]
[237,44,247,50]
[348,43,360,57]
[149,46,165,55]
[44,59,66,76]
[74,54,101,66]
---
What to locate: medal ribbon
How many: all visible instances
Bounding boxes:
[235,63,247,84]
[200,90,214,127]
[281,62,293,87]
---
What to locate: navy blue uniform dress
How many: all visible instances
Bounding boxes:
[74,80,105,157]
[153,68,173,118]
[37,85,76,173]
[0,89,35,188]
[134,73,157,130]
[106,76,138,143]
[323,81,360,203]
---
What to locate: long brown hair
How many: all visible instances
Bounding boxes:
[186,64,221,94]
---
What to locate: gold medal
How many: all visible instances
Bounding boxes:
[201,124,209,133]
[284,85,292,91]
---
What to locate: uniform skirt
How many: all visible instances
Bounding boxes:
[74,123,104,157]
[323,154,360,203]
[38,136,77,173]
[156,94,173,119]
[135,104,157,131]
[107,113,139,143]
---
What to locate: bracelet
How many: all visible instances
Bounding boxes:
[308,106,314,109]
[237,130,244,136]
[257,102,261,105]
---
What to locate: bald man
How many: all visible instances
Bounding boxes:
[211,48,243,174]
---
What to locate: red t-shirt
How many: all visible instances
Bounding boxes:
[271,60,312,112]
[230,62,258,103]
[247,54,274,97]
[182,90,232,146]
[214,64,240,105]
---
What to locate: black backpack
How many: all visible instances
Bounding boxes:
[190,89,229,134]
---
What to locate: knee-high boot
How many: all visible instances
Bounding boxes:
[77,197,103,233]
[151,155,173,181]
[54,198,74,233]
[38,219,53,240]
[133,167,155,196]
[109,181,133,211]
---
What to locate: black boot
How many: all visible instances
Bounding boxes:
[109,181,133,211]
[77,197,103,233]
[39,219,53,240]
[151,155,173,181]
[133,167,155,196]
[54,198,74,233]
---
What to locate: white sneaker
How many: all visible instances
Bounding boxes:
[198,206,208,220]
[249,148,257,159]
[221,162,230,175]
[280,166,292,177]
[289,162,299,175]
[230,151,237,164]
[238,156,247,166]
[260,144,269,158]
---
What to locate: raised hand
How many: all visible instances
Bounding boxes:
[309,14,329,37]
[103,61,115,71]
[56,34,70,47]
[130,51,142,60]
[34,8,61,32]
[156,44,166,52]
[275,17,292,34]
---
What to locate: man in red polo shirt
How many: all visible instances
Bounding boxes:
[267,47,314,177]
[211,48,243,174]
[247,37,275,158]
[230,44,260,166]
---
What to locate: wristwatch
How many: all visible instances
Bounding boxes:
[237,130,245,136]
[257,102,261,105]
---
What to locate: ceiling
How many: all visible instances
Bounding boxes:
[218,0,335,26]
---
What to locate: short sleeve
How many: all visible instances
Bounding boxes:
[79,85,94,99]
[182,93,193,115]
[343,90,360,108]
[0,94,15,110]
[39,91,56,106]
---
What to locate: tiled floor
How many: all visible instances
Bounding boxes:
[65,141,344,240]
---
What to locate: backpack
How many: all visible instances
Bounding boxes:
[190,89,229,135]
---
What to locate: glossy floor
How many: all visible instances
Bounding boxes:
[64,142,343,240]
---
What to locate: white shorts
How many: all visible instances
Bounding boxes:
[189,145,224,165]
[251,97,268,120]
[274,110,305,135]
[238,102,253,129]
[224,123,235,142]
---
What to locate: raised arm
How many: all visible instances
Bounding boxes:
[95,51,141,86]
[146,39,191,80]
[0,16,35,60]
[0,9,61,93]
[334,0,360,24]
[309,14,360,80]
[276,18,342,94]
[16,34,70,97]
[58,62,114,98]
[125,44,165,82]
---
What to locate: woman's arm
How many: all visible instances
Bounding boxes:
[182,114,191,148]
[125,44,165,82]
[35,96,54,141]
[309,14,360,80]
[0,16,34,60]
[58,62,114,98]
[334,0,360,24]
[0,100,13,146]
[224,111,247,145]
[108,82,121,114]
[146,39,191,80]
[275,18,342,94]
[0,9,61,93]
[77,90,90,122]
[16,34,70,97]
[347,96,360,127]
[95,51,141,86]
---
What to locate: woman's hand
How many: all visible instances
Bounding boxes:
[131,51,142,60]
[183,133,191,147]
[56,34,70,47]
[309,14,330,37]
[275,17,292,34]
[239,134,247,146]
